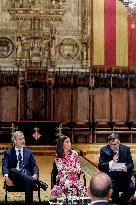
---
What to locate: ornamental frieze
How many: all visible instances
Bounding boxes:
[0,30,16,36]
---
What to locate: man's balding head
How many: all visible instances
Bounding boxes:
[89,172,112,201]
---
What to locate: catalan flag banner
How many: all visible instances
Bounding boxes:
[93,0,136,67]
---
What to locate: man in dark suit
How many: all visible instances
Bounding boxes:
[98,133,135,205]
[2,131,48,205]
[89,172,113,205]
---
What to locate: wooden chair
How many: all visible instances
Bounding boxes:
[73,121,91,143]
[130,122,136,143]
[113,121,131,143]
[4,181,41,204]
[51,161,58,189]
[113,121,129,131]
[94,121,111,143]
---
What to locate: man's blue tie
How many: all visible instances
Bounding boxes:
[18,150,23,170]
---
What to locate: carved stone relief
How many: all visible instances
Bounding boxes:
[0,37,14,58]
[16,36,50,66]
[0,0,89,68]
[58,38,80,59]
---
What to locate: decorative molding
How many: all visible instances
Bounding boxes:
[8,9,65,21]
[81,0,88,35]
[57,30,81,36]
[0,29,16,36]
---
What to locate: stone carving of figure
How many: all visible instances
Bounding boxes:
[31,38,41,57]
[10,0,15,7]
[11,0,23,8]
[50,38,56,62]
[40,39,49,64]
[51,0,63,8]
[82,43,87,62]
[16,37,22,60]
[22,38,30,66]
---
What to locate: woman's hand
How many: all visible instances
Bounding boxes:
[66,167,81,174]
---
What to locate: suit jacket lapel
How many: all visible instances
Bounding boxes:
[23,147,28,166]
[11,147,18,166]
[118,146,123,162]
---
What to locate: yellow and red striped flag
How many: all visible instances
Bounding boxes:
[93,0,136,67]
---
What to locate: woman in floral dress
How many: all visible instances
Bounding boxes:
[51,135,86,199]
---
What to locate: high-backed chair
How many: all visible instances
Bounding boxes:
[130,121,136,143]
[73,121,91,143]
[94,121,111,143]
[113,121,130,142]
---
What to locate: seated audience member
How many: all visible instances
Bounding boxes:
[98,132,135,205]
[51,135,86,199]
[2,131,48,205]
[89,172,113,205]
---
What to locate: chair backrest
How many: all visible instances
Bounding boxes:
[51,161,58,189]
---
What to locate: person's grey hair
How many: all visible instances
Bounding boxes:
[11,131,23,142]
[108,132,119,142]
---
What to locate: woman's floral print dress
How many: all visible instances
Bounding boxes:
[51,150,86,198]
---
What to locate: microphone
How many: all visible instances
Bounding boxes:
[113,150,119,155]
[113,150,119,162]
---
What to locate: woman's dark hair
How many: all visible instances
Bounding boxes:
[56,135,69,158]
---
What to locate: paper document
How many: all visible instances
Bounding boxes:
[110,162,126,171]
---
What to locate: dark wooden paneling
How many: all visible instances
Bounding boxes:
[0,87,1,120]
[27,87,46,120]
[1,86,17,121]
[73,87,89,122]
[94,88,110,121]
[54,87,71,121]
[129,89,136,122]
[112,88,128,121]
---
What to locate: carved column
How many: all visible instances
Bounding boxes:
[47,77,54,120]
[18,72,25,120]
[81,0,89,68]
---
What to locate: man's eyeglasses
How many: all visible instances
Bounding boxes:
[110,142,119,146]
